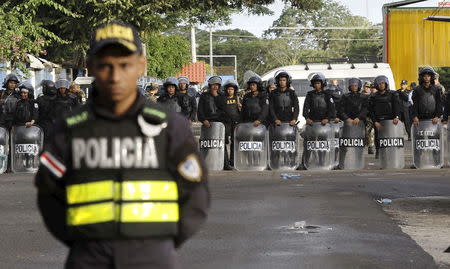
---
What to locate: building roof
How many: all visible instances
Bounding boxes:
[178,62,206,83]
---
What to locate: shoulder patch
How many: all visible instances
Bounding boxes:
[66,111,89,127]
[177,154,202,182]
[330,98,334,103]
[34,103,38,109]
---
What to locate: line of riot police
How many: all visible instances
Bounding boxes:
[0,74,84,173]
[198,67,450,171]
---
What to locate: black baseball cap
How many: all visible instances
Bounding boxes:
[89,21,142,56]
[401,80,408,85]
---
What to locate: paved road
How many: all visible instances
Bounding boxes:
[1,170,449,268]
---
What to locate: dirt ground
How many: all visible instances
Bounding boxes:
[384,197,450,269]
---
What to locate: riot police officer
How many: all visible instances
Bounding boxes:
[338,78,368,125]
[412,67,442,126]
[69,82,87,105]
[197,76,224,126]
[157,77,183,113]
[178,76,197,122]
[368,75,400,158]
[397,80,412,139]
[269,71,299,126]
[325,79,344,121]
[36,80,57,141]
[303,73,336,125]
[0,74,21,129]
[35,21,209,269]
[220,80,241,169]
[241,76,268,126]
[13,88,38,127]
[54,79,79,117]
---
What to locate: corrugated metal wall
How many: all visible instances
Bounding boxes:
[388,8,450,89]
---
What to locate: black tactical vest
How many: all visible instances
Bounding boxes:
[417,87,436,116]
[274,90,292,112]
[64,104,178,240]
[244,95,262,121]
[373,92,393,118]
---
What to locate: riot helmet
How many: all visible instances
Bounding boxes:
[275,71,292,87]
[3,73,20,89]
[163,77,179,96]
[41,80,57,96]
[224,80,239,91]
[348,78,362,91]
[247,75,262,91]
[178,76,190,85]
[418,66,436,85]
[373,75,389,91]
[309,73,327,87]
[208,76,222,87]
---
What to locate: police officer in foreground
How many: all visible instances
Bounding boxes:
[35,21,209,269]
[412,67,442,126]
[36,80,58,141]
[338,78,368,126]
[241,76,268,126]
[397,80,412,140]
[1,74,21,129]
[269,72,299,126]
[197,76,224,127]
[178,76,197,122]
[368,75,400,158]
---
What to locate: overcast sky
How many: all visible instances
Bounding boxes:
[211,0,442,36]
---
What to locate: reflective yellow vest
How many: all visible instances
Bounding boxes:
[64,105,179,239]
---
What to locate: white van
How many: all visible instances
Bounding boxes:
[261,63,396,127]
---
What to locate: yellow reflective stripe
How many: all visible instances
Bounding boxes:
[67,180,114,204]
[121,202,179,222]
[121,181,178,201]
[67,202,114,226]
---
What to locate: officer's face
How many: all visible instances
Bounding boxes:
[210,84,220,93]
[7,81,17,91]
[59,87,68,96]
[226,87,235,97]
[350,85,358,92]
[313,81,322,90]
[20,91,28,99]
[179,83,188,90]
[378,82,386,91]
[167,85,176,96]
[278,77,287,88]
[423,74,431,83]
[88,45,146,104]
[268,85,276,92]
[249,83,258,93]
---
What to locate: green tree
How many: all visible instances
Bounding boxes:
[265,0,382,61]
[0,0,75,71]
[144,33,190,79]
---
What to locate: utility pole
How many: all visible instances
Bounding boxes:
[209,26,213,75]
[191,26,197,63]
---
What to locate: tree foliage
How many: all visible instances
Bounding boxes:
[144,33,191,79]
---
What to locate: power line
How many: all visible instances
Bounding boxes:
[269,26,382,30]
[212,34,382,41]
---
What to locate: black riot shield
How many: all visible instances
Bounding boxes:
[11,125,43,173]
[233,123,268,171]
[269,123,299,170]
[331,122,343,168]
[0,127,9,174]
[412,120,443,169]
[338,121,365,170]
[199,122,225,171]
[377,120,405,169]
[303,122,334,171]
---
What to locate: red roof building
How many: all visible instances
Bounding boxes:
[178,62,206,83]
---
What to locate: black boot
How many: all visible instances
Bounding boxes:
[368,146,375,154]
